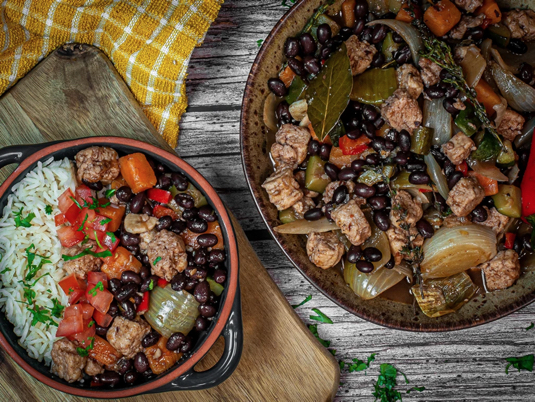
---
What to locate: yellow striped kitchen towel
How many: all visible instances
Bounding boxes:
[0,0,223,148]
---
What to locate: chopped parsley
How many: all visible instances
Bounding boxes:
[505,354,534,374]
[76,337,95,357]
[153,256,162,265]
[77,213,89,231]
[281,0,296,7]
[100,218,112,225]
[24,244,51,282]
[310,308,333,324]
[0,267,11,274]
[68,287,74,295]
[106,232,116,242]
[291,295,312,309]
[348,353,376,373]
[526,323,534,331]
[407,386,426,394]
[88,320,95,328]
[88,281,104,297]
[148,279,155,291]
[256,39,263,47]
[308,324,330,347]
[51,298,65,319]
[372,363,424,401]
[27,306,58,328]
[13,207,35,228]
[105,189,116,199]
[70,196,83,209]
[62,248,112,261]
[45,205,53,215]
[94,231,104,249]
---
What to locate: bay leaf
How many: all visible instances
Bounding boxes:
[305,43,353,142]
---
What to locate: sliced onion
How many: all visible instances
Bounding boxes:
[263,93,280,132]
[405,187,431,204]
[508,163,520,184]
[366,19,422,64]
[274,217,338,234]
[421,224,497,279]
[497,41,535,73]
[491,61,535,112]
[513,116,535,149]
[423,98,452,146]
[344,262,406,300]
[493,96,508,128]
[468,158,509,182]
[362,210,391,270]
[289,99,308,121]
[456,45,487,87]
[424,153,449,201]
[145,286,200,338]
[393,261,413,281]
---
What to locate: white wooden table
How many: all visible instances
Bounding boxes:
[179,1,535,400]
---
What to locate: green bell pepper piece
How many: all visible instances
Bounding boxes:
[279,208,298,224]
[170,183,207,208]
[350,68,398,105]
[486,23,511,48]
[206,277,224,296]
[410,127,433,155]
[305,155,330,193]
[471,129,501,162]
[497,140,515,168]
[381,32,400,63]
[455,103,482,137]
[357,165,395,186]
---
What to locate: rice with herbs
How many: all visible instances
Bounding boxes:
[0,157,76,365]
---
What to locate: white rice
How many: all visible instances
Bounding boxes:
[0,157,76,366]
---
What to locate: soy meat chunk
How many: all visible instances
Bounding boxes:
[331,199,371,246]
[453,0,483,13]
[292,196,316,219]
[441,132,476,165]
[84,359,104,376]
[503,10,535,41]
[476,207,510,237]
[446,177,485,217]
[450,15,485,40]
[386,226,424,265]
[306,232,345,269]
[146,229,188,281]
[396,64,423,99]
[294,171,319,198]
[381,89,422,134]
[497,108,525,142]
[62,240,102,279]
[390,190,423,230]
[262,168,303,211]
[479,250,520,291]
[51,338,87,383]
[345,35,377,76]
[271,124,311,169]
[106,316,151,359]
[418,58,442,87]
[75,146,120,183]
[322,181,356,204]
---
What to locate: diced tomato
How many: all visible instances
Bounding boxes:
[86,287,114,314]
[59,274,81,297]
[91,215,109,232]
[505,232,516,249]
[339,135,371,156]
[87,271,108,289]
[58,188,75,213]
[136,292,150,314]
[54,213,66,226]
[93,310,114,327]
[75,185,94,205]
[75,208,97,232]
[64,203,82,225]
[157,278,169,288]
[102,232,120,252]
[64,303,95,321]
[456,161,468,176]
[153,205,178,220]
[147,188,172,204]
[88,229,107,250]
[68,318,96,348]
[56,314,84,337]
[97,200,126,233]
[57,226,85,248]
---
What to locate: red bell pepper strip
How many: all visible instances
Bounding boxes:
[136,292,150,314]
[504,233,516,249]
[521,128,535,217]
[147,188,172,204]
[153,205,179,220]
[339,135,371,156]
[157,278,168,288]
[455,161,468,176]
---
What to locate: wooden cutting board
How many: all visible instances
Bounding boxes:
[0,45,339,401]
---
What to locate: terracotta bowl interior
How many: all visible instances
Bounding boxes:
[240,0,535,331]
[0,137,239,397]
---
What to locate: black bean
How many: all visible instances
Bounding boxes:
[319,144,332,161]
[375,181,389,195]
[350,101,363,114]
[199,304,217,318]
[523,234,533,252]
[356,260,374,273]
[108,300,119,317]
[184,278,198,291]
[434,192,447,213]
[96,325,109,337]
[471,205,488,222]
[416,219,434,238]
[383,257,394,269]
[425,85,445,99]
[447,171,463,189]
[125,245,140,254]
[198,206,216,222]
[302,208,323,221]
[371,137,386,153]
[171,172,188,191]
[324,163,340,180]
[115,283,138,302]
[351,159,366,172]
[362,105,378,122]
[142,369,154,379]
[120,300,135,320]
[507,38,528,55]
[443,160,455,177]
[209,249,226,264]
[374,210,390,231]
[368,196,388,210]
[392,32,404,43]
[439,69,452,81]
[157,175,172,190]
[129,192,145,213]
[514,236,523,254]
[320,45,332,60]
[347,245,363,263]
[116,186,133,203]
[155,164,166,175]
[299,33,316,55]
[124,371,139,385]
[445,85,459,99]
[406,160,427,172]
[154,215,171,232]
[374,118,385,130]
[169,273,186,292]
[466,27,484,41]
[194,281,211,304]
[346,115,361,130]
[398,130,411,152]
[194,249,208,266]
[361,121,376,138]
[187,218,208,233]
[181,336,194,353]
[284,37,301,58]
[288,57,305,76]
[214,269,227,284]
[195,316,208,331]
[394,45,411,64]
[365,153,380,165]
[170,220,187,234]
[346,129,361,140]
[100,371,121,387]
[430,145,447,165]
[354,19,366,35]
[393,151,409,166]
[339,26,353,41]
[308,140,320,156]
[371,51,385,68]
[338,167,358,181]
[132,292,143,306]
[304,56,321,75]
[182,208,198,221]
[195,234,217,248]
[139,265,150,281]
[109,278,121,294]
[317,23,332,44]
[192,268,208,281]
[121,271,141,285]
[360,26,373,42]
[518,62,534,84]
[443,97,459,115]
[141,203,153,216]
[141,332,160,348]
[364,247,382,262]
[134,352,149,373]
[276,101,292,125]
[409,171,430,185]
[82,179,103,191]
[354,183,376,198]
[355,0,369,18]
[324,202,335,222]
[332,34,344,46]
[268,78,287,97]
[116,358,132,375]
[371,24,387,44]
[332,185,348,205]
[174,194,194,210]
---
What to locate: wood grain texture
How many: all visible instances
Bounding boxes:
[179,0,535,400]
[0,44,339,401]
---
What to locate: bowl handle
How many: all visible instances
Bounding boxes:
[149,286,243,393]
[0,142,63,169]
